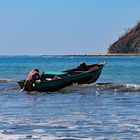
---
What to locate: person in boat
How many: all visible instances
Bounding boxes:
[21,69,41,92]
[78,62,88,71]
[41,72,46,81]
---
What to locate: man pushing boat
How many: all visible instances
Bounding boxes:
[20,69,41,92]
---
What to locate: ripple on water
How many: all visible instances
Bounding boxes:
[0,81,140,139]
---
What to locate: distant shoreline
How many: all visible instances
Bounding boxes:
[60,53,140,57]
[0,53,140,57]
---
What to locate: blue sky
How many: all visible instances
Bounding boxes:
[0,0,140,55]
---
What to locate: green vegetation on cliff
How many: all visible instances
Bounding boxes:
[108,22,140,54]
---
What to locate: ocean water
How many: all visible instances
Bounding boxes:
[0,55,140,140]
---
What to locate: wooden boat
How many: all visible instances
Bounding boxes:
[18,62,105,92]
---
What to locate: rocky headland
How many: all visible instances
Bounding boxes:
[108,22,140,54]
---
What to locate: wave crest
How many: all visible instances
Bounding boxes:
[61,83,140,93]
[0,78,16,83]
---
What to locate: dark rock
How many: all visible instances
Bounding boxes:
[108,22,140,54]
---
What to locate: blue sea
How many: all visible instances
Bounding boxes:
[0,55,140,140]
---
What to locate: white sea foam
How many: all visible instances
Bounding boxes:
[126,84,140,88]
[68,125,77,129]
[32,129,45,133]
[0,133,94,140]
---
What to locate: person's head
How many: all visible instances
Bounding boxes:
[34,69,39,73]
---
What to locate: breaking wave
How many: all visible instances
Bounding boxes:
[95,83,140,93]
[61,83,140,93]
[0,78,16,83]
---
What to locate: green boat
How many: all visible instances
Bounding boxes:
[18,62,105,92]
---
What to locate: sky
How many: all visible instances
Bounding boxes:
[0,0,140,55]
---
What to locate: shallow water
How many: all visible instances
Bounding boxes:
[0,56,140,139]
